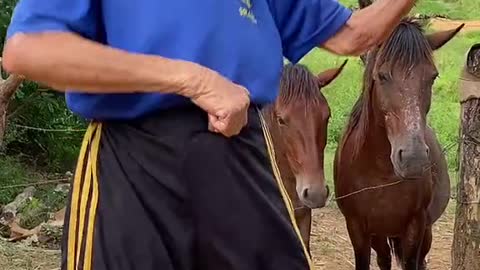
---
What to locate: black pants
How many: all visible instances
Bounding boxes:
[60,105,311,270]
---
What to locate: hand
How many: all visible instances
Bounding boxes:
[189,67,250,137]
[321,0,416,56]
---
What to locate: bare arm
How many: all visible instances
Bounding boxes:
[321,0,416,56]
[2,31,251,137]
[2,32,206,97]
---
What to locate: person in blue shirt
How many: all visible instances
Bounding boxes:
[3,0,415,269]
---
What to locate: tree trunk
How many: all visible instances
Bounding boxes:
[0,56,25,146]
[452,44,480,270]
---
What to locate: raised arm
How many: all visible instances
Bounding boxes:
[321,0,416,56]
[267,0,416,62]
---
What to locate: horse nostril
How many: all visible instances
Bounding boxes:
[302,188,309,199]
[398,148,404,163]
[425,145,430,156]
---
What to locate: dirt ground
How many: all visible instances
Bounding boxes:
[430,18,480,32]
[310,203,456,270]
[0,202,456,270]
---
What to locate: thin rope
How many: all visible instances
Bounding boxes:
[12,124,86,132]
[334,180,404,201]
[0,178,69,190]
[293,132,460,212]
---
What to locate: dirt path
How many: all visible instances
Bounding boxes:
[310,202,456,270]
[0,201,457,270]
[430,18,480,32]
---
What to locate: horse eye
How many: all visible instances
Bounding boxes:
[377,72,390,82]
[277,116,287,126]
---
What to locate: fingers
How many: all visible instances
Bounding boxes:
[208,114,219,133]
[208,110,248,137]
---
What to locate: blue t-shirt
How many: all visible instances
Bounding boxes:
[6,0,352,120]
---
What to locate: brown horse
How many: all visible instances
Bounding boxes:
[263,60,347,251]
[333,6,464,270]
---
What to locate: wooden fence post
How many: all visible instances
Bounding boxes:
[451,43,480,270]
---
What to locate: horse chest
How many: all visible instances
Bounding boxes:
[336,174,433,235]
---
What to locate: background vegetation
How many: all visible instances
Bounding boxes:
[0,0,479,209]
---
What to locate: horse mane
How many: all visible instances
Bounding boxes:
[278,63,326,106]
[340,18,435,160]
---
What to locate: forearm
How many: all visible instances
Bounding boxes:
[321,0,416,55]
[2,32,203,96]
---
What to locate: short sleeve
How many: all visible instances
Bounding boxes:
[6,0,101,41]
[268,0,352,63]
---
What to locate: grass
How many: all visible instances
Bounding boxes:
[0,240,60,270]
[0,155,32,205]
[297,29,480,184]
[340,0,480,20]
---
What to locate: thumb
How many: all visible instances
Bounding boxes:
[208,114,223,133]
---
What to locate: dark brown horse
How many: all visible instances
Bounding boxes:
[334,4,464,269]
[263,60,347,251]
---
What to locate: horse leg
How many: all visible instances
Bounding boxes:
[371,236,392,270]
[295,207,312,254]
[401,213,427,270]
[418,226,432,270]
[346,219,371,270]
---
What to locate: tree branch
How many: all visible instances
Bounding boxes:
[0,57,4,82]
[0,74,25,103]
[0,56,25,146]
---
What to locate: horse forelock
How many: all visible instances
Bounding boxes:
[376,18,434,74]
[278,64,326,107]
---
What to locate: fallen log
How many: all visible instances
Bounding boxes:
[0,186,36,225]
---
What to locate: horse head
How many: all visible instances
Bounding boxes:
[358,1,463,179]
[271,60,347,208]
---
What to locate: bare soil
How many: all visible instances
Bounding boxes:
[310,202,456,270]
[0,202,455,270]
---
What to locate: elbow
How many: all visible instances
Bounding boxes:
[322,24,372,56]
[2,34,32,75]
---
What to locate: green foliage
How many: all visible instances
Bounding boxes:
[0,0,16,52]
[5,81,86,171]
[18,197,49,229]
[0,155,30,204]
[17,187,67,229]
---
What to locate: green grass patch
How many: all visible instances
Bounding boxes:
[0,155,32,205]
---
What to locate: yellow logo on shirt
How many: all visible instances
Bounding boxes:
[239,0,257,24]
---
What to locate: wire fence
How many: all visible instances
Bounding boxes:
[0,119,478,207]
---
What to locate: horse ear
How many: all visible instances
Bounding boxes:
[358,0,372,8]
[317,60,348,88]
[360,53,367,65]
[426,23,465,51]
